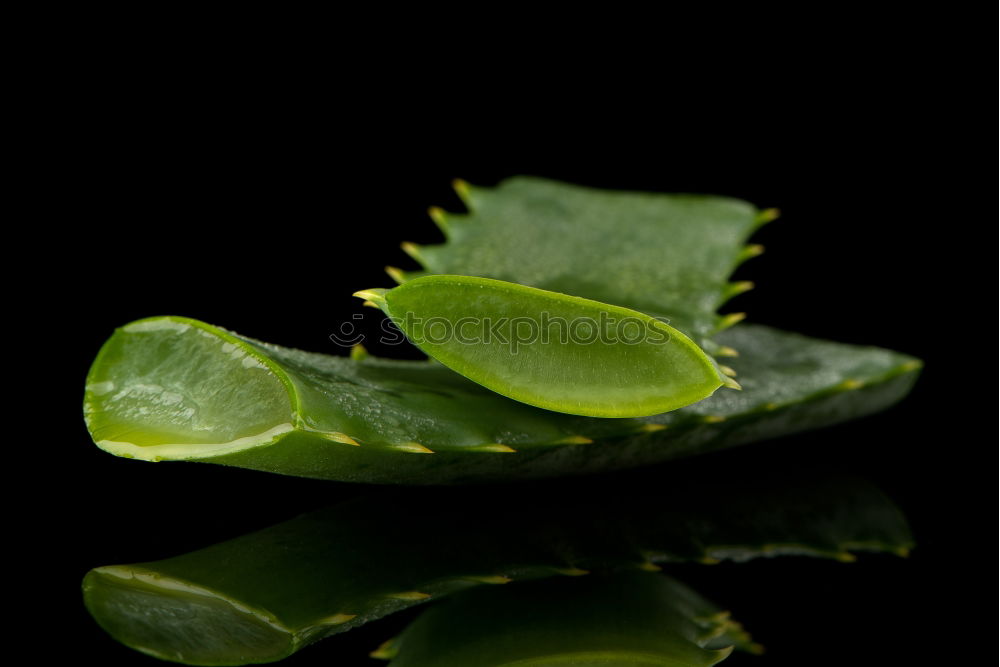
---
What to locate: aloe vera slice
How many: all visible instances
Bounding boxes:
[381,573,756,666]
[398,177,774,341]
[356,276,734,418]
[84,317,920,483]
[82,475,909,665]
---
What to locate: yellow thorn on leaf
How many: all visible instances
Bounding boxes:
[353,288,387,307]
[325,432,361,446]
[385,266,407,284]
[721,375,742,390]
[452,178,472,209]
[323,613,357,625]
[388,591,432,600]
[556,567,590,576]
[369,638,399,660]
[469,443,517,453]
[465,575,512,584]
[640,423,667,432]
[756,207,780,224]
[400,241,423,263]
[428,206,448,230]
[739,244,765,261]
[391,442,435,454]
[725,281,755,299]
[718,312,746,330]
[555,435,593,445]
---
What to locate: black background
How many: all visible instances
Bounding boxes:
[34,41,989,666]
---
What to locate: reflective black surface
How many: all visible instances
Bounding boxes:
[41,68,983,665]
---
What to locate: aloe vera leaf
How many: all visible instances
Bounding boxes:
[396,177,774,341]
[83,317,921,483]
[82,475,908,665]
[356,276,734,418]
[381,573,757,667]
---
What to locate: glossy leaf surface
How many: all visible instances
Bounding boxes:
[397,176,774,340]
[83,474,909,665]
[384,573,755,666]
[84,317,920,483]
[358,275,732,417]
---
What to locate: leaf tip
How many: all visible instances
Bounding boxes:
[353,288,388,308]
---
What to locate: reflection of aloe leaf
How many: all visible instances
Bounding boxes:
[380,573,759,666]
[82,475,910,665]
[84,317,920,483]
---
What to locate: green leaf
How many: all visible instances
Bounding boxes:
[382,573,756,667]
[382,573,761,667]
[82,474,908,665]
[397,176,774,341]
[356,275,734,418]
[84,317,920,483]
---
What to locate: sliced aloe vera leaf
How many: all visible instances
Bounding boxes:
[356,275,733,418]
[84,317,921,483]
[397,177,774,340]
[382,573,755,667]
[82,475,908,665]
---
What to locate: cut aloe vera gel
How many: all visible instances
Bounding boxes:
[356,276,735,417]
[83,474,910,665]
[84,318,921,483]
[382,573,756,667]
